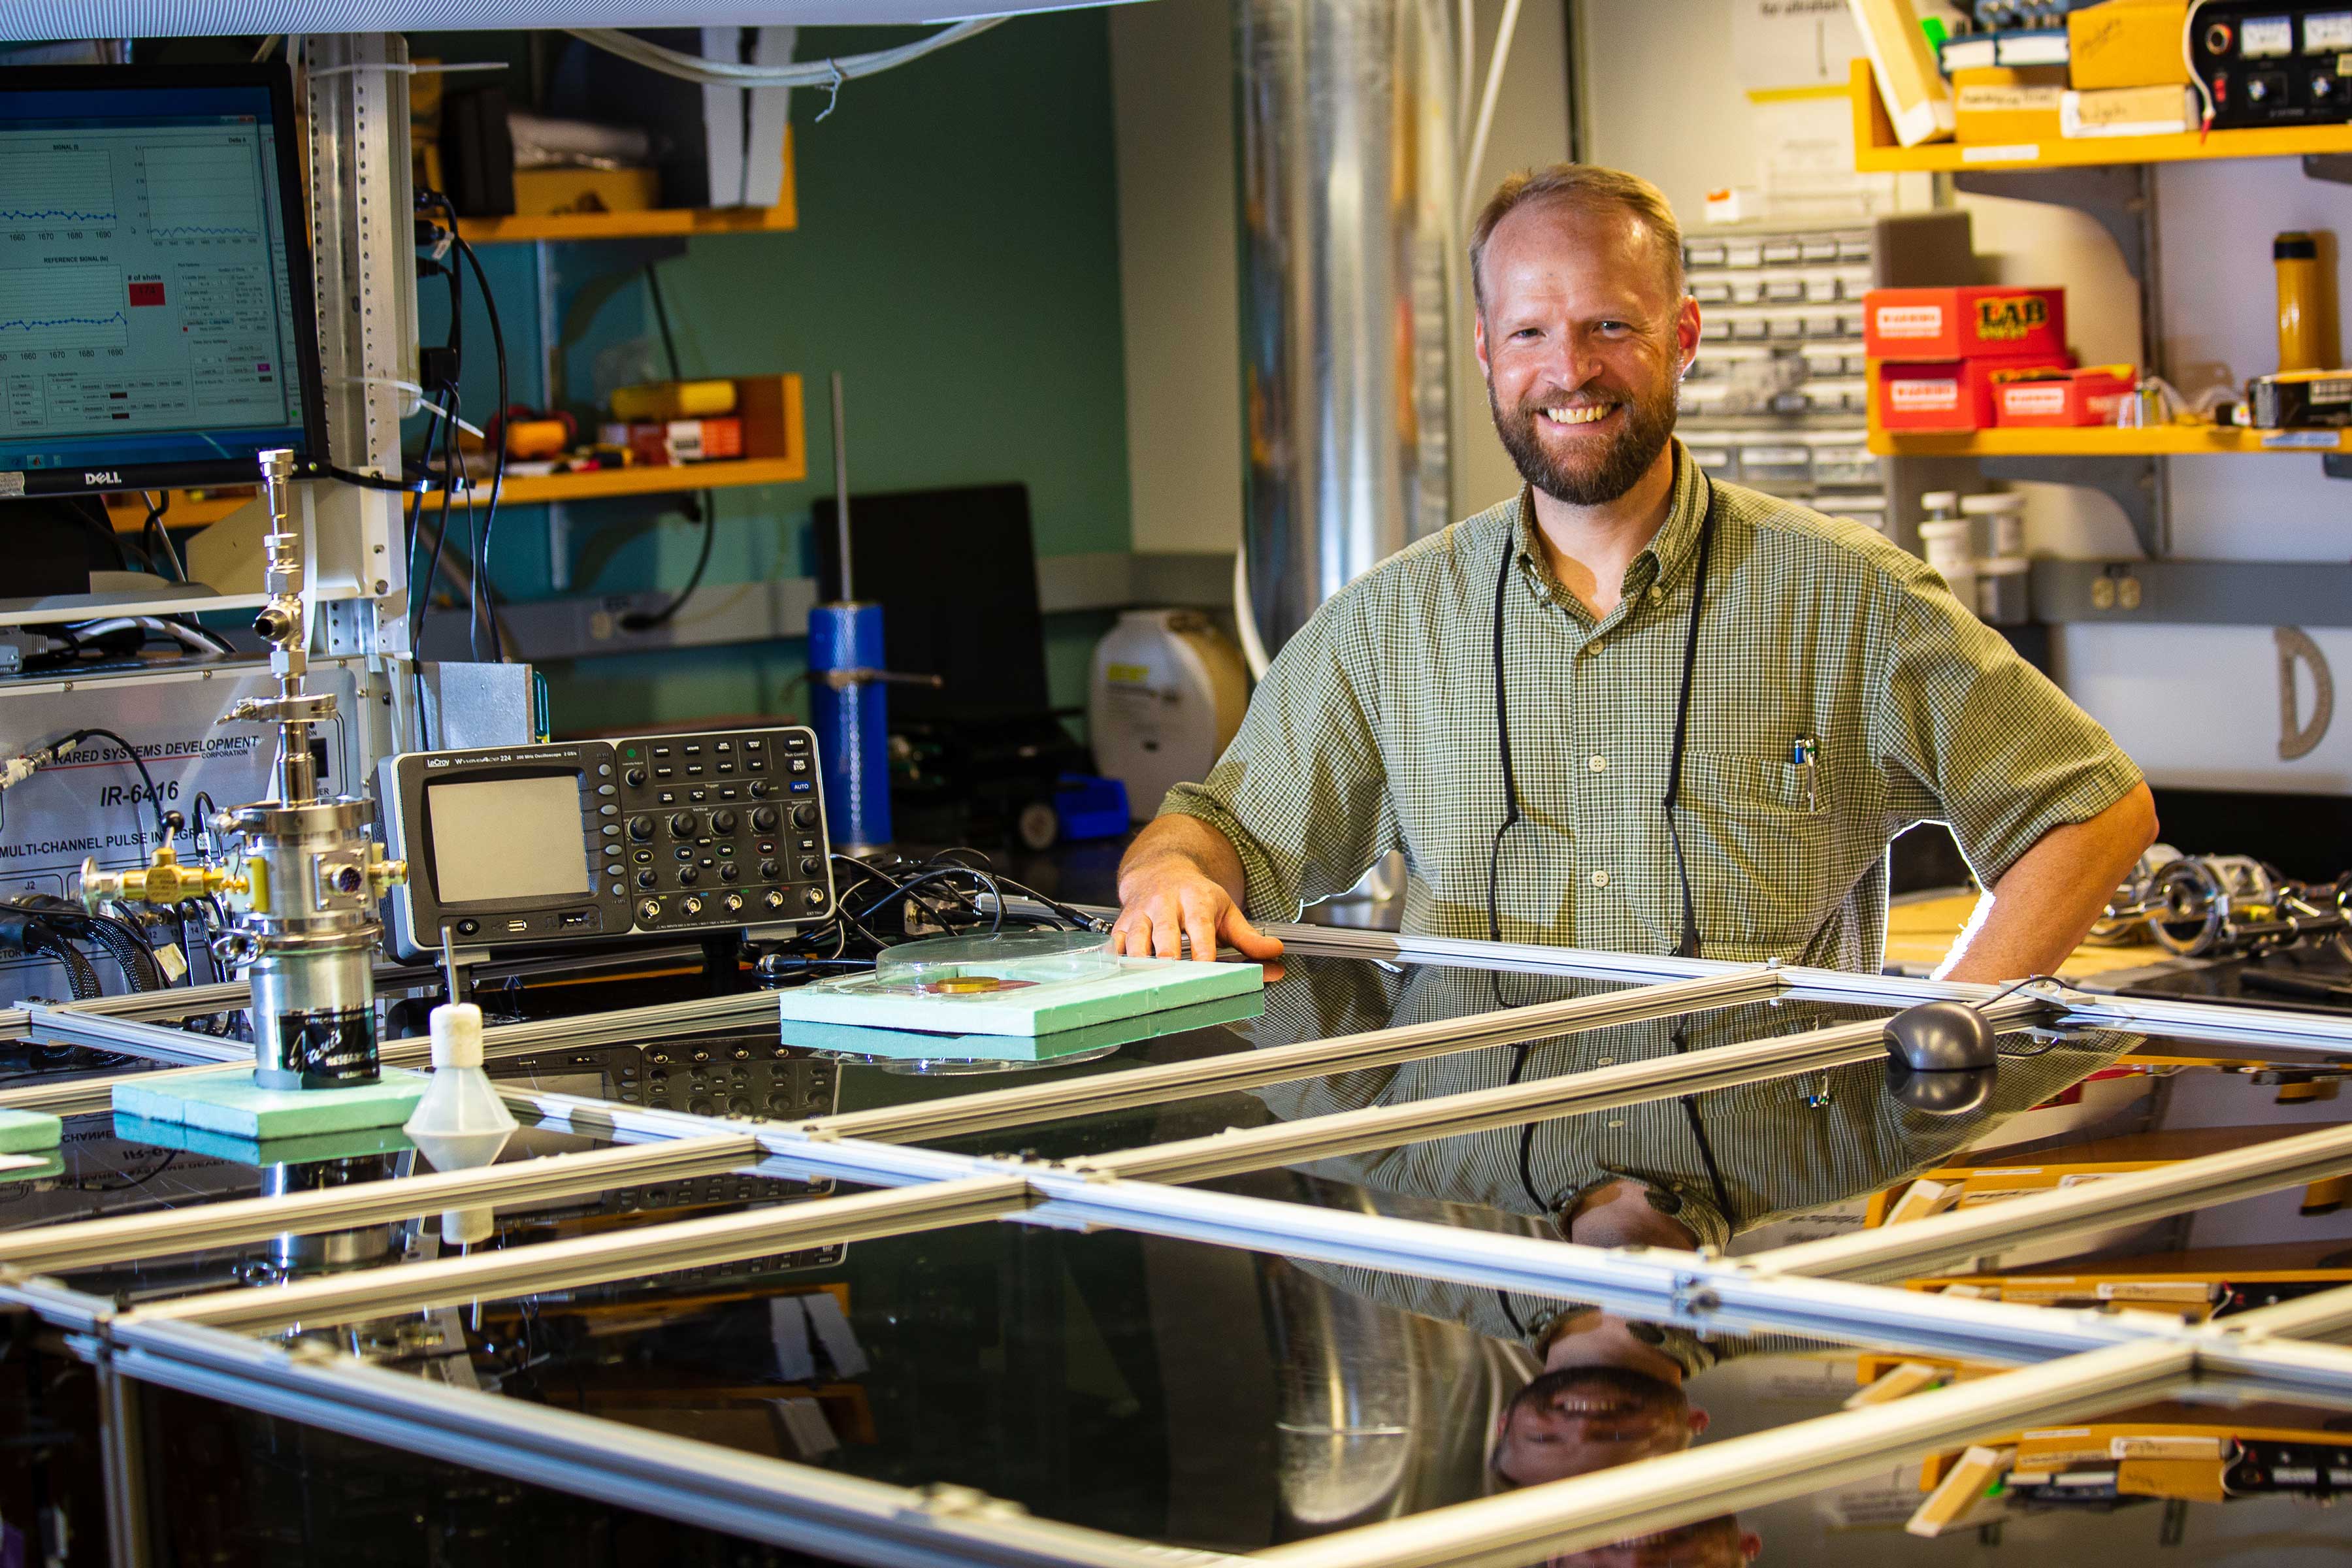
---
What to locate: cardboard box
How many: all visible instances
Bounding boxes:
[2067,0,2191,90]
[1992,363,2137,425]
[2063,84,2197,136]
[1850,0,1955,145]
[1951,65,2069,90]
[1866,286,2068,360]
[1955,83,2065,142]
[621,416,744,466]
[1879,354,2074,430]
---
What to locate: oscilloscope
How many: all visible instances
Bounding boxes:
[0,64,325,496]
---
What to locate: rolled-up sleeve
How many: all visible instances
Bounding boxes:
[1872,561,2144,887]
[1159,596,1397,923]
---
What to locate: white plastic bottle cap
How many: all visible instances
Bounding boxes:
[1959,493,2025,514]
[429,1001,485,1069]
[1920,491,1959,511]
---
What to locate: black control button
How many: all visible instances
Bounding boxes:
[747,757,767,773]
[669,812,697,837]
[685,764,706,777]
[652,745,673,758]
[748,780,771,798]
[788,757,811,776]
[780,735,804,752]
[678,864,701,886]
[750,805,779,832]
[623,767,647,788]
[711,809,739,834]
[657,791,678,805]
[675,847,694,862]
[636,869,659,889]
[747,738,767,751]
[683,743,703,757]
[596,783,617,796]
[759,858,780,880]
[455,918,480,936]
[633,849,654,864]
[719,787,740,801]
[654,766,674,779]
[719,861,742,884]
[800,855,821,877]
[688,789,708,803]
[792,804,819,828]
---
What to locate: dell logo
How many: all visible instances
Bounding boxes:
[84,470,123,485]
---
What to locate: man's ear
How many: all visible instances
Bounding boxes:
[1675,295,1702,380]
[1687,1407,1710,1436]
[1740,1530,1763,1561]
[1474,310,1492,379]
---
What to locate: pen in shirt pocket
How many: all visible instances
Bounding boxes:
[1791,735,1818,810]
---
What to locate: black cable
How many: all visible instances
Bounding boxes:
[449,231,510,661]
[403,398,449,644]
[312,461,433,494]
[415,389,464,649]
[142,491,187,583]
[621,259,715,633]
[618,497,716,632]
[65,728,168,842]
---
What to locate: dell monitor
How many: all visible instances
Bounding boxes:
[0,63,325,497]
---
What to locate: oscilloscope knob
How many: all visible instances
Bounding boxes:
[791,804,819,829]
[710,809,739,834]
[718,862,742,885]
[622,766,647,788]
[668,812,697,838]
[627,814,655,841]
[750,806,779,832]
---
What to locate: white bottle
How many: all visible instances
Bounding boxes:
[402,999,519,1177]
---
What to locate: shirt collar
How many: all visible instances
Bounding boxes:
[1508,440,1709,614]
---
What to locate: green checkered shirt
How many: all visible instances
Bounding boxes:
[1165,443,2144,971]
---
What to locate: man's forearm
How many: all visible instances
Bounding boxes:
[1939,783,2159,983]
[1118,813,1250,907]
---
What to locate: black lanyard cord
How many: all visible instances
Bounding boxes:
[1487,481,1720,956]
[1662,480,1718,960]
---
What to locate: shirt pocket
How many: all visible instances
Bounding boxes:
[1667,751,1838,958]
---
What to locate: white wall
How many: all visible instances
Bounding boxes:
[1109,0,1573,549]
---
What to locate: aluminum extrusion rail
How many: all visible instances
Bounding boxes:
[1270,922,2352,1053]
[0,1134,761,1273]
[813,968,1782,1143]
[1247,1339,2199,1568]
[131,1174,1033,1333]
[1072,1000,2048,1184]
[1751,1121,2352,1283]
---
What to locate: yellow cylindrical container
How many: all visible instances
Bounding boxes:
[2275,233,2328,374]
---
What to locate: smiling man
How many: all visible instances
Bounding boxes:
[1114,163,2156,980]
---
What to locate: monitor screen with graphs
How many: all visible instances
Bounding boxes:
[0,65,325,497]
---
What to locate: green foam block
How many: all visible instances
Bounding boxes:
[0,1107,62,1154]
[785,988,1267,1062]
[114,1112,415,1169]
[111,1066,427,1141]
[778,958,1264,1038]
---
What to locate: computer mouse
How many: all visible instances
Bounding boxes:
[1883,1000,1997,1073]
[1882,1000,1998,1117]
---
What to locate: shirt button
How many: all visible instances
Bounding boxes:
[1588,755,1607,773]
[1590,870,1610,888]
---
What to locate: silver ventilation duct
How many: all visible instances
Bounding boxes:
[1235,0,1461,659]
[0,2,1089,42]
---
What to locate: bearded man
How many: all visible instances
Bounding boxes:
[1113,163,2154,980]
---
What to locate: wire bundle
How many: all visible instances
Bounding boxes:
[755,849,1108,981]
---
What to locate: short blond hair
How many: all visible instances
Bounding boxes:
[1469,163,1684,312]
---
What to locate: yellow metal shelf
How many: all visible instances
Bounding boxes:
[455,132,797,243]
[457,372,807,507]
[1848,59,2352,172]
[1869,424,2352,457]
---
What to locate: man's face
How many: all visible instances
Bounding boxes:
[1492,1366,1703,1488]
[1473,201,1700,508]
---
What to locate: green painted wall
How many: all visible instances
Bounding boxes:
[423,15,1130,734]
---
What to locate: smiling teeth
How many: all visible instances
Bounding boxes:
[1543,406,1612,425]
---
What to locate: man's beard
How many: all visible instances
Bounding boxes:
[1490,378,1678,506]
